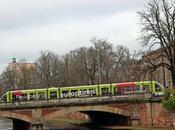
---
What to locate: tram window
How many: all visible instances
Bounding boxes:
[70,90,78,97]
[29,93,36,100]
[142,86,150,93]
[21,93,28,101]
[124,86,131,91]
[134,86,140,93]
[79,89,84,96]
[117,87,123,95]
[37,92,46,100]
[50,91,57,99]
[89,89,96,96]
[1,95,7,102]
[113,87,117,94]
[79,89,88,96]
[62,90,69,98]
[117,87,122,92]
[12,93,16,101]
[155,84,162,92]
[101,87,109,95]
[124,86,132,94]
[12,93,20,101]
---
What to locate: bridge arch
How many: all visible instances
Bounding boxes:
[43,105,131,125]
[0,111,32,123]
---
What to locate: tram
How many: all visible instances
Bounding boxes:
[0,81,164,102]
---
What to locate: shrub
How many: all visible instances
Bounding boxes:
[162,88,175,110]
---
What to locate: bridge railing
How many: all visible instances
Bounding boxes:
[0,93,161,110]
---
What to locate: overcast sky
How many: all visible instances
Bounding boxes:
[0,0,149,73]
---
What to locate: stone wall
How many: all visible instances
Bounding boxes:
[1,102,175,129]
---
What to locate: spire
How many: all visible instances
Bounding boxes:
[12,57,16,63]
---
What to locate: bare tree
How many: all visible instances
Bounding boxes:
[66,48,89,85]
[138,0,175,87]
[113,45,130,82]
[0,40,140,90]
[111,45,139,82]
[86,47,98,84]
[91,38,115,84]
[0,58,39,91]
[17,60,38,89]
[64,47,97,85]
[60,54,71,86]
[36,51,61,87]
[61,39,139,85]
[0,67,17,91]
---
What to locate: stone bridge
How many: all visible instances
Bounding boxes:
[0,95,174,130]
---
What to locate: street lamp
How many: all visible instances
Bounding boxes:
[97,48,101,84]
[161,47,166,87]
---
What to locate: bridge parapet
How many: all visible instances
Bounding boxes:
[0,95,171,129]
[0,94,160,110]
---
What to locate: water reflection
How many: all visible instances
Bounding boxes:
[0,118,131,130]
[44,128,131,130]
[44,125,132,130]
[0,117,12,130]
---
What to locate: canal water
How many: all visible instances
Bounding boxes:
[0,118,131,130]
[0,118,12,130]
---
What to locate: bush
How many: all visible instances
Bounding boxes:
[162,88,175,110]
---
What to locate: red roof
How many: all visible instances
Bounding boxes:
[114,82,135,87]
[12,91,22,95]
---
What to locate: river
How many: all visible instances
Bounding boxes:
[0,118,133,130]
[0,118,174,130]
[0,118,12,130]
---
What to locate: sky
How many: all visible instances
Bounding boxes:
[0,0,149,73]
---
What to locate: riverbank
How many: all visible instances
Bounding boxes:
[104,127,175,130]
[93,126,175,130]
[44,119,175,130]
[133,127,175,130]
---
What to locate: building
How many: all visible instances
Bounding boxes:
[7,57,37,89]
[9,57,36,71]
[140,49,172,88]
